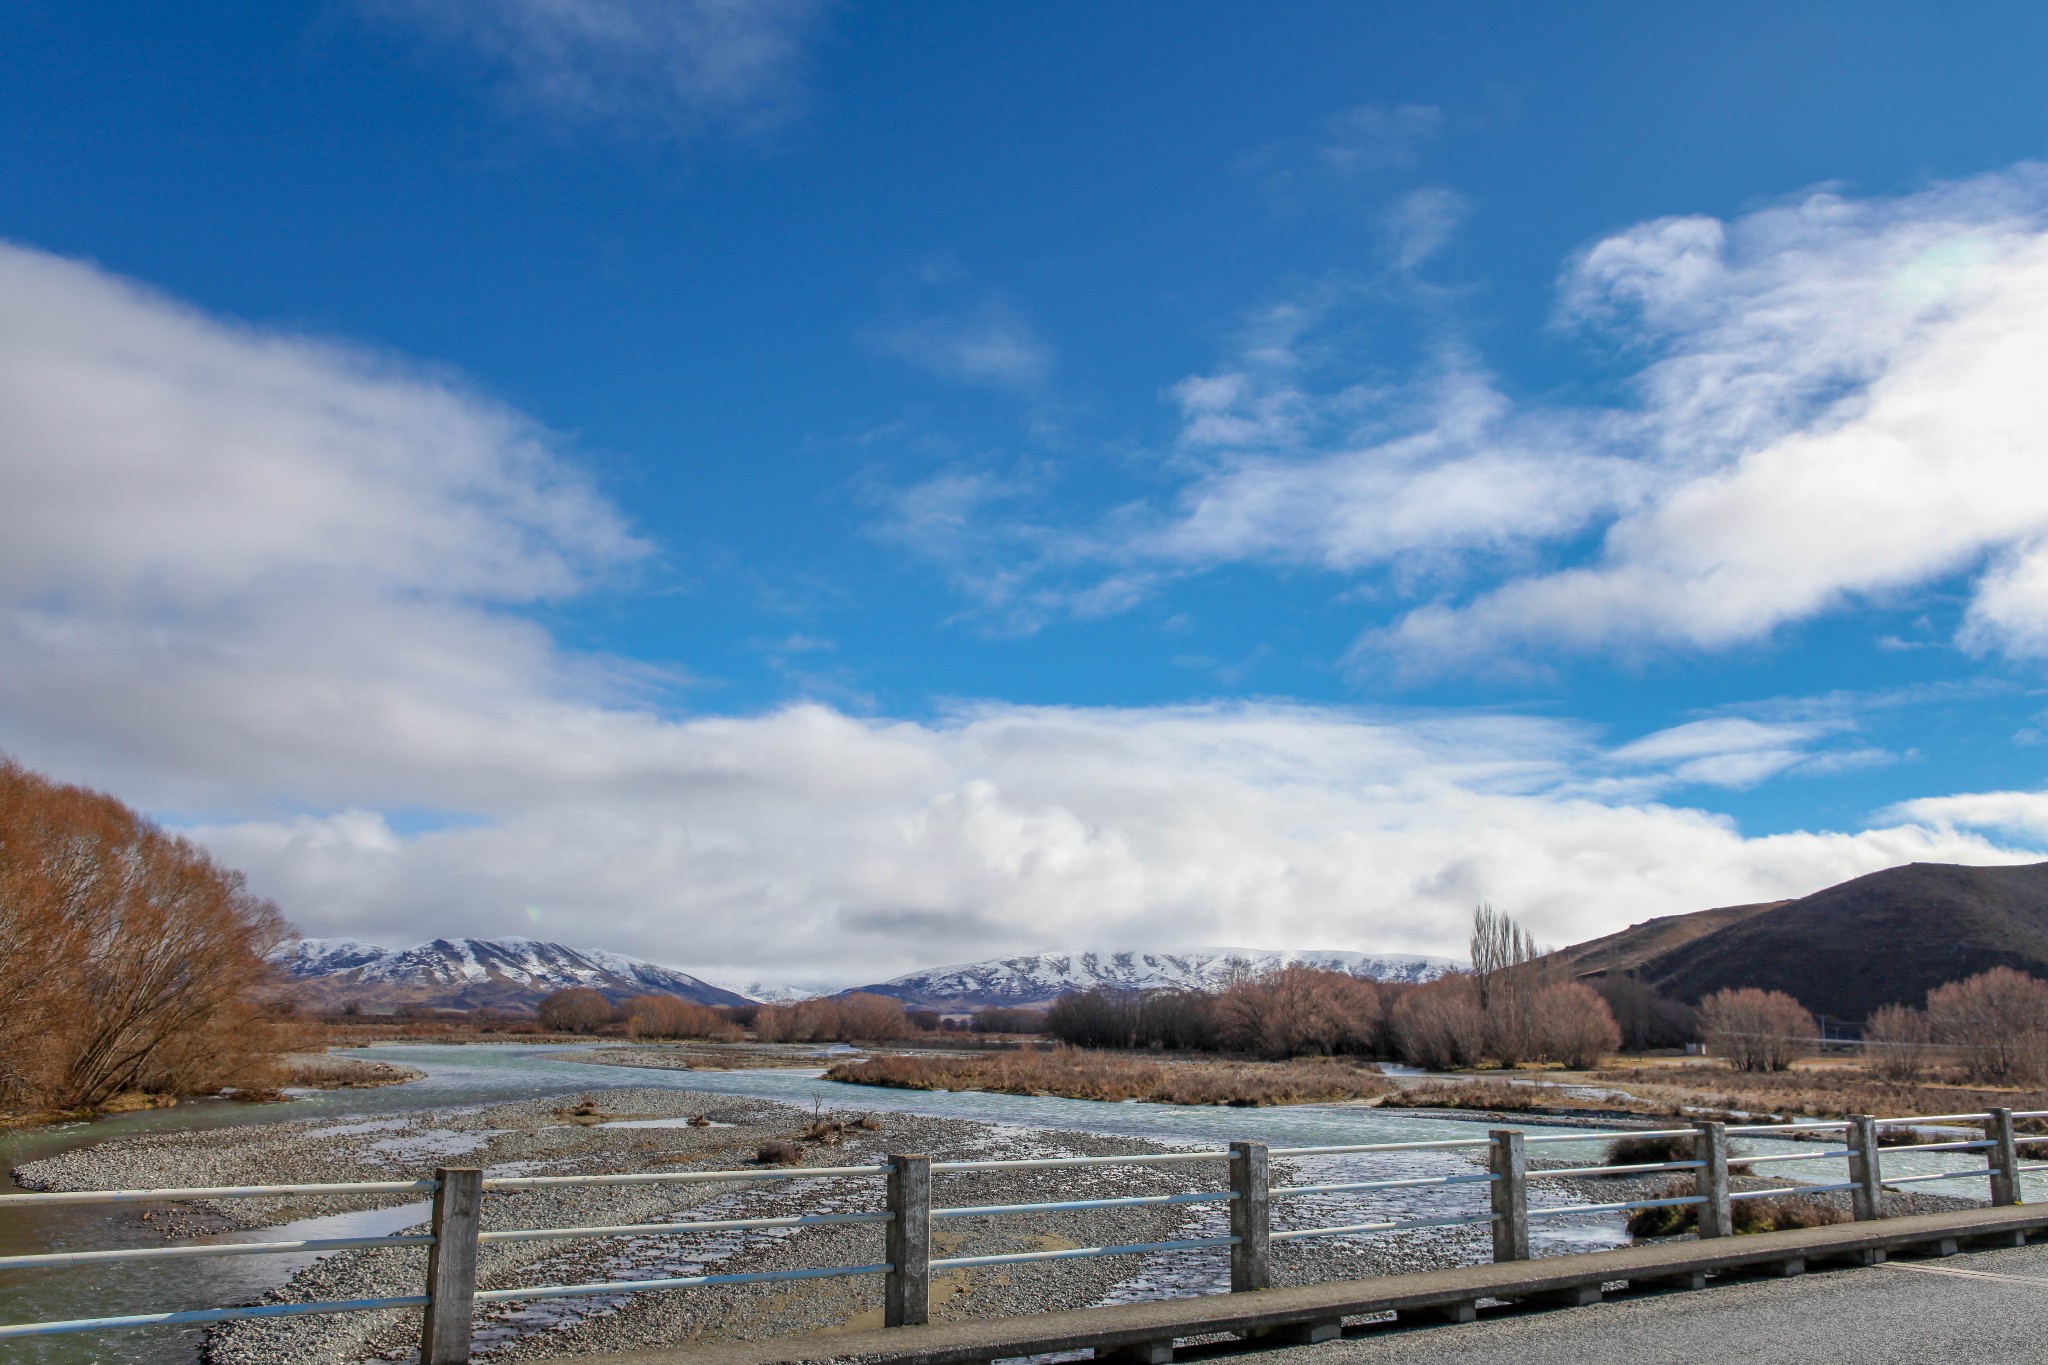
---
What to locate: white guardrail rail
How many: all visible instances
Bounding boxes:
[1,1108,2042,1361]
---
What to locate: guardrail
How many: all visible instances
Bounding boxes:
[1,1107,2039,1361]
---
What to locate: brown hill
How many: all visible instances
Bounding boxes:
[1554,861,2048,1022]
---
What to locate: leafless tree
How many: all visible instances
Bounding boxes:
[538,987,615,1034]
[1698,988,1815,1072]
[1926,968,2048,1084]
[1863,1003,1932,1081]
[1389,976,1488,1070]
[0,756,289,1111]
[1529,981,1622,1069]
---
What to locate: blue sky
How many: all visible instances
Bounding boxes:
[4,2,2048,989]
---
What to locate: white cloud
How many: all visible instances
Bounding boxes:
[867,300,1054,390]
[1882,790,2048,842]
[942,165,2048,669]
[367,0,825,141]
[1,239,2036,990]
[1319,104,1443,174]
[188,700,2032,987]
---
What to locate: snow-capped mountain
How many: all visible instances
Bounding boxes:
[849,947,1460,1010]
[735,980,826,1004]
[276,937,751,1011]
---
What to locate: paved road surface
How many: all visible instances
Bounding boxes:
[1292,1241,2048,1364]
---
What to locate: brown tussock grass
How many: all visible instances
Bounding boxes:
[824,1048,1397,1106]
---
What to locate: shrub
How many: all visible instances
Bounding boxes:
[754,1139,801,1165]
[1926,968,2048,1084]
[0,756,290,1111]
[538,987,615,1034]
[1606,1133,1694,1168]
[622,993,743,1042]
[753,992,912,1043]
[1389,977,1487,1070]
[1698,988,1816,1072]
[1591,974,1698,1051]
[1530,981,1622,1069]
[1626,1182,1848,1237]
[1864,1003,1932,1081]
[1216,966,1382,1059]
[972,1007,1043,1034]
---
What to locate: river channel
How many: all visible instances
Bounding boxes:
[0,1044,2018,1363]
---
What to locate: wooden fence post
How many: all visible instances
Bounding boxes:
[1988,1108,2022,1208]
[885,1154,931,1327]
[1692,1121,1732,1239]
[1846,1116,1883,1222]
[1489,1129,1528,1262]
[420,1167,482,1365]
[1228,1140,1270,1292]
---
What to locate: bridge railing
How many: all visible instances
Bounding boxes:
[1,1107,2037,1361]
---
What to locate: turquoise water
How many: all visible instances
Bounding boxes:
[0,1044,2019,1363]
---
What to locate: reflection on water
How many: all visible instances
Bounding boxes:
[0,1043,2022,1364]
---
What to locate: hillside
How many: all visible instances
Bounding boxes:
[1546,899,1788,980]
[277,937,752,1012]
[1556,861,2048,1021]
[849,947,1459,1010]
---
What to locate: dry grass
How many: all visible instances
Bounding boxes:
[280,1053,423,1090]
[1587,1064,2048,1121]
[825,1048,1397,1106]
[1626,1179,1850,1238]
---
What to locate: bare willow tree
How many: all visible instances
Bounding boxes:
[0,757,289,1112]
[1863,1003,1933,1081]
[1698,988,1815,1072]
[1926,968,2048,1083]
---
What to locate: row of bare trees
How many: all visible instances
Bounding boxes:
[1865,967,2048,1083]
[1045,906,1623,1069]
[0,758,292,1112]
[535,988,748,1041]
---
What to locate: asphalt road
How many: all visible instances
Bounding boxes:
[1289,1241,2048,1364]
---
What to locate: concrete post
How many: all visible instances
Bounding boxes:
[1692,1121,1733,1239]
[885,1154,931,1327]
[1489,1129,1528,1262]
[1846,1116,1883,1222]
[1987,1108,2022,1208]
[420,1167,482,1365]
[1228,1140,1271,1292]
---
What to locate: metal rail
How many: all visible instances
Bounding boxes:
[0,1233,434,1270]
[932,1235,1236,1269]
[933,1191,1233,1218]
[0,1178,438,1206]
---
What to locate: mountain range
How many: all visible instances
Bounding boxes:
[846,948,1460,1010]
[1550,860,2048,1021]
[274,937,750,1012]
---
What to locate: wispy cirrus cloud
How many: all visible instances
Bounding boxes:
[365,0,828,142]
[865,297,1054,391]
[901,164,2048,674]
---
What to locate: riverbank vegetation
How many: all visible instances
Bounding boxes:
[824,1048,1398,1106]
[0,756,296,1120]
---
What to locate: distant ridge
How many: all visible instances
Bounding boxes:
[276,937,752,1012]
[848,947,1459,1010]
[1550,860,2048,1021]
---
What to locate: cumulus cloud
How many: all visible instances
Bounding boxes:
[189,700,2028,988]
[367,0,825,141]
[0,238,2035,990]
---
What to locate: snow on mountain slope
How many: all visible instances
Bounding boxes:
[851,947,1460,1009]
[276,936,752,1010]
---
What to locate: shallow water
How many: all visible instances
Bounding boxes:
[0,1044,2021,1363]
